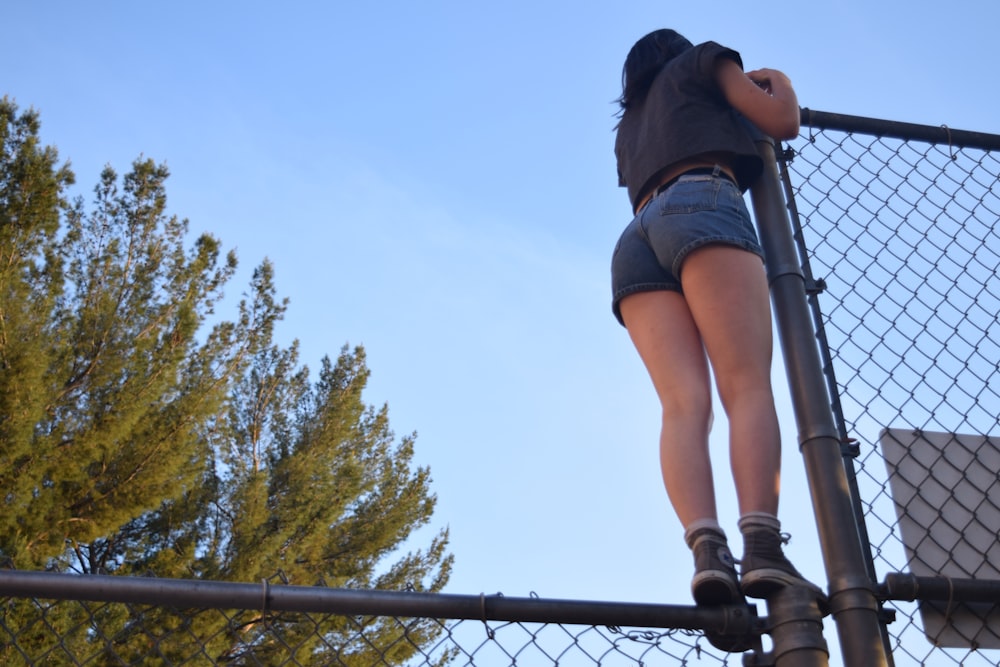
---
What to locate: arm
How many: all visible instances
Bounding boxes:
[715,58,800,140]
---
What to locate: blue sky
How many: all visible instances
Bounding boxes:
[7,0,999,629]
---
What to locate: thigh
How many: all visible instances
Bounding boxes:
[680,245,774,393]
[619,290,712,413]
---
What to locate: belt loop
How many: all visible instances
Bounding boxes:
[711,164,722,178]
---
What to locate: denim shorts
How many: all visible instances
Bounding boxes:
[610,172,764,326]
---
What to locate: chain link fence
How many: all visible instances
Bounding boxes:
[0,609,730,667]
[0,570,751,666]
[2,110,1000,665]
[782,110,1000,666]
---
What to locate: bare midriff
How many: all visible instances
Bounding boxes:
[633,152,739,214]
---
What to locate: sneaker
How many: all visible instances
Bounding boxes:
[740,528,826,602]
[689,531,741,605]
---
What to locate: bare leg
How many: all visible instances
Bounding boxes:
[678,244,781,516]
[622,244,817,601]
[619,290,716,527]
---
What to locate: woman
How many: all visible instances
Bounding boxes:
[611,29,823,606]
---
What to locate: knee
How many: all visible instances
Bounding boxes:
[717,382,775,415]
[659,388,713,429]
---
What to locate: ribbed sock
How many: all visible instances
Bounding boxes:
[737,511,781,534]
[684,519,725,549]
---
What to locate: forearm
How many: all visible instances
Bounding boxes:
[750,68,799,138]
[717,60,800,140]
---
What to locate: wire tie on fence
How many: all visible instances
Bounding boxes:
[942,575,956,629]
[479,593,496,640]
[806,107,815,143]
[941,124,957,160]
[261,578,270,616]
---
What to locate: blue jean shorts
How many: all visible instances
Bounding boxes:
[610,172,764,326]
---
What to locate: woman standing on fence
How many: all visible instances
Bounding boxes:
[611,29,824,606]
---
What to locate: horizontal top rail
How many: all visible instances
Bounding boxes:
[0,569,756,634]
[881,573,1000,604]
[799,108,1000,151]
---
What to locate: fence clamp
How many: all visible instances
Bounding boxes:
[805,276,826,295]
[840,437,860,458]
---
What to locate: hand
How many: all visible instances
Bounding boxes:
[716,60,800,139]
[746,68,792,97]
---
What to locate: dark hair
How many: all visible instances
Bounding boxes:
[617,29,694,111]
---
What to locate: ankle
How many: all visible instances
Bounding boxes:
[684,519,726,549]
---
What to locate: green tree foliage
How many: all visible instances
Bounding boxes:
[0,98,452,664]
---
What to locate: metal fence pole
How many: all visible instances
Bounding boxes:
[748,137,890,667]
[768,586,828,667]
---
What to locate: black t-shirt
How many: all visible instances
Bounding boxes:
[614,41,764,210]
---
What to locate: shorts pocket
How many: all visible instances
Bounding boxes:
[659,178,721,215]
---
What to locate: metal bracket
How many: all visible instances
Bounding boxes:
[841,437,861,458]
[805,276,827,295]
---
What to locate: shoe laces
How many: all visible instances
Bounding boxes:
[738,529,793,566]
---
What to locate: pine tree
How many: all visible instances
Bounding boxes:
[0,97,74,563]
[0,98,452,664]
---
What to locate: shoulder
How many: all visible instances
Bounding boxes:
[663,41,743,85]
[693,41,743,72]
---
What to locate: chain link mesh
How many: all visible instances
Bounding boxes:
[784,120,1000,666]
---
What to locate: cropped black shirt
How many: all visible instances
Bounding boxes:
[615,41,764,210]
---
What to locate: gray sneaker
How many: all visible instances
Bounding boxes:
[740,529,826,603]
[690,531,741,605]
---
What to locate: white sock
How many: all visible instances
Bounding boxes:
[684,519,725,548]
[738,511,781,533]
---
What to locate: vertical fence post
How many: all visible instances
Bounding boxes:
[748,137,891,667]
[768,586,828,667]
